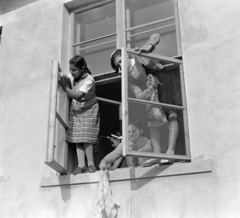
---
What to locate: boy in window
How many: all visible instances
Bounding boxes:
[110,33,182,166]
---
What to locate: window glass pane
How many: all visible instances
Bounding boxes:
[125,0,177,56]
[122,51,185,164]
[126,54,182,107]
[127,102,186,166]
[73,2,116,76]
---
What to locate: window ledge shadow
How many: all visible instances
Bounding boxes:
[40,159,212,188]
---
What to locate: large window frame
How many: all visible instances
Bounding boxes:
[45,0,120,175]
[45,0,191,175]
[120,0,191,162]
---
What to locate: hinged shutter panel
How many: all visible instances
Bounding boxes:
[45,60,69,175]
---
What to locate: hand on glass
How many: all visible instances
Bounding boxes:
[59,76,71,91]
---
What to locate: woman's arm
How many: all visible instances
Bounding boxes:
[108,157,123,170]
[99,144,123,170]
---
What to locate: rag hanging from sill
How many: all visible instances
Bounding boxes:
[93,170,119,218]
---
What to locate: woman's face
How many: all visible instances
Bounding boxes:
[129,124,142,143]
[69,63,82,78]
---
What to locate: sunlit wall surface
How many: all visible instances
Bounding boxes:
[0,0,39,15]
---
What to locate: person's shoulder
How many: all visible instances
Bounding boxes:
[142,136,150,144]
[84,74,96,83]
[86,74,94,80]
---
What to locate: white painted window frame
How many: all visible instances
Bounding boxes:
[44,0,190,175]
[45,61,69,175]
[120,0,191,161]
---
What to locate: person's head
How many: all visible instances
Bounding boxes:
[128,120,143,143]
[109,130,122,148]
[110,49,122,73]
[69,55,91,79]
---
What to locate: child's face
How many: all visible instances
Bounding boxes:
[114,56,122,72]
[114,55,131,73]
[70,63,82,78]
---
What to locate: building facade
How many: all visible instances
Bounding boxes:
[0,0,240,217]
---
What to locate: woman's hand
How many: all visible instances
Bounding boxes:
[99,159,107,170]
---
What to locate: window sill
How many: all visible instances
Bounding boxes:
[40,159,212,187]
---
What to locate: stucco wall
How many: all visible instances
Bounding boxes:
[0,0,67,217]
[0,0,240,217]
[177,0,240,216]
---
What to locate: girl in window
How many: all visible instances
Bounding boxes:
[59,55,100,174]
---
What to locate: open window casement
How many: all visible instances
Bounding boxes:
[45,61,69,175]
[121,48,190,162]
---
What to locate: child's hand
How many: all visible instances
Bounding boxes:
[147,74,159,89]
[59,76,71,91]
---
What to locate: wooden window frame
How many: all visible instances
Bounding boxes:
[120,0,191,162]
[45,61,69,175]
[45,0,191,175]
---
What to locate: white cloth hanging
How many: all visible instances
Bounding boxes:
[94,170,119,218]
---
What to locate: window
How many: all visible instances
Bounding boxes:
[120,0,190,163]
[72,0,116,76]
[45,0,190,175]
[45,0,120,175]
[45,61,69,175]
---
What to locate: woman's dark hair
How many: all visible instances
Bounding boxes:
[110,49,121,73]
[69,55,92,75]
[129,120,143,130]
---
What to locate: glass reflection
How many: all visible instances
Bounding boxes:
[73,2,116,76]
[125,0,177,56]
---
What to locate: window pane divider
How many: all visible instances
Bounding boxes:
[126,150,191,161]
[95,76,121,86]
[128,97,185,110]
[73,33,116,47]
[56,111,68,130]
[129,23,175,38]
[124,16,175,33]
[126,48,182,65]
[121,48,129,157]
[97,97,121,105]
[77,39,116,51]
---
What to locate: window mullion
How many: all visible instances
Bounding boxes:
[121,48,129,157]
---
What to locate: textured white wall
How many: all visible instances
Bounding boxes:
[0,0,65,217]
[0,0,240,217]
[0,0,39,15]
[178,0,240,217]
